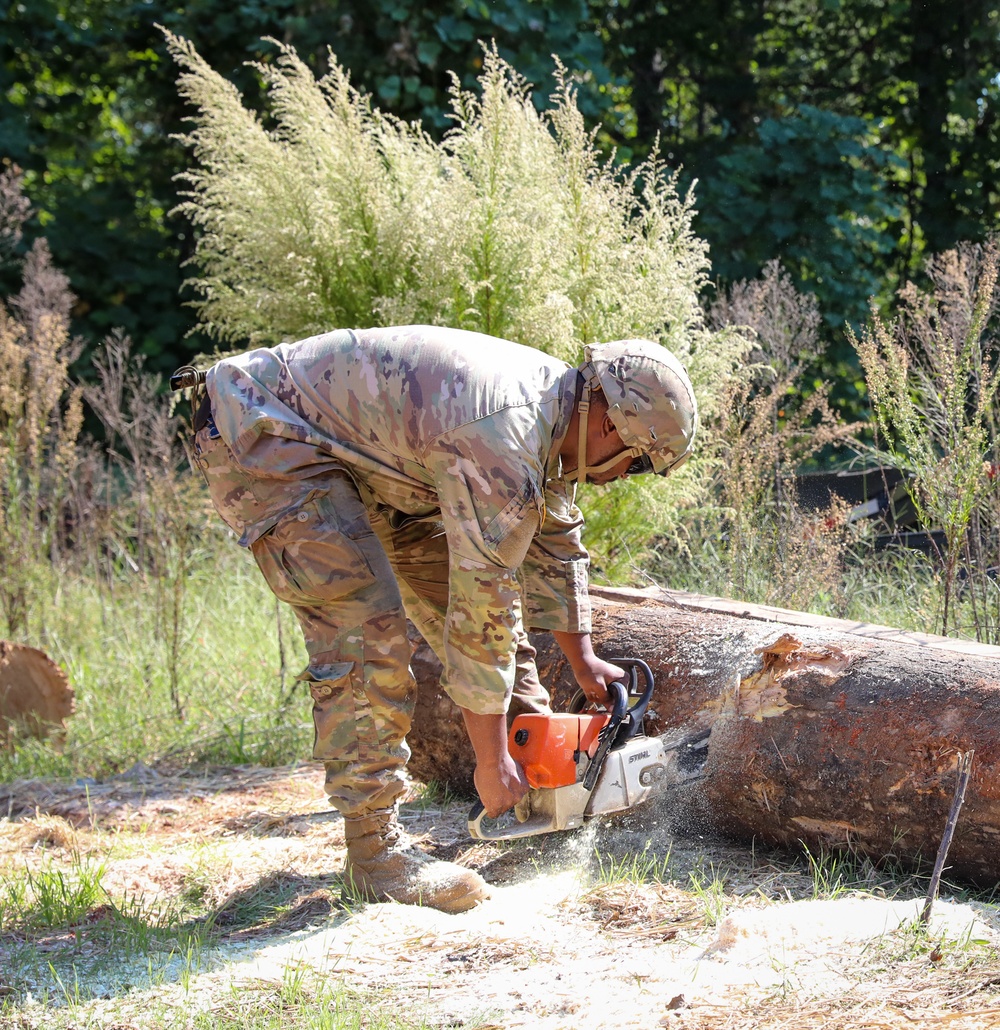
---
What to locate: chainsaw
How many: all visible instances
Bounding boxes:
[468,657,669,840]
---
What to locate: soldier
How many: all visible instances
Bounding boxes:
[184,325,696,913]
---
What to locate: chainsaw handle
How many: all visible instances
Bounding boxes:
[581,679,629,792]
[568,657,654,734]
[605,677,629,721]
[468,799,556,840]
[611,657,655,739]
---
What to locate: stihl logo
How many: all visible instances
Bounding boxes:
[628,750,650,763]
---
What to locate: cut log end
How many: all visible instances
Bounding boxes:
[0,641,75,749]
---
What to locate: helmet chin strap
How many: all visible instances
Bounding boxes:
[574,377,637,483]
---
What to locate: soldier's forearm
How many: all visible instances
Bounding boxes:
[550,629,597,676]
[551,630,623,706]
[460,709,508,768]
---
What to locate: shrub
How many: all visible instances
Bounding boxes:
[164,31,748,577]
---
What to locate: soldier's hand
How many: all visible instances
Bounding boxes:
[474,752,530,818]
[461,709,531,817]
[551,630,625,707]
[573,655,626,708]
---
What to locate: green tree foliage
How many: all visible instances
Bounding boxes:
[276,0,611,129]
[0,0,188,369]
[697,105,902,329]
[597,0,1000,338]
[5,0,998,409]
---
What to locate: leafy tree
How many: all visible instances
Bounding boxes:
[596,0,1000,345]
[697,105,902,330]
[0,0,187,369]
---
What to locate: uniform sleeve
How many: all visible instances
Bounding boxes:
[429,451,544,716]
[521,477,592,634]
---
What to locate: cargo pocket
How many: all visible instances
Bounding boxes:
[251,485,382,607]
[193,427,259,538]
[300,661,381,761]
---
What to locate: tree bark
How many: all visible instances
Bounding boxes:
[407,587,1000,886]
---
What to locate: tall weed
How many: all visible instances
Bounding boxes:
[0,167,84,638]
[83,332,212,720]
[850,240,1000,638]
[678,261,862,611]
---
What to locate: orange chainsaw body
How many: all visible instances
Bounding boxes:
[507,713,610,789]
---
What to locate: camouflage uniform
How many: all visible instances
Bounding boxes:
[192,326,590,816]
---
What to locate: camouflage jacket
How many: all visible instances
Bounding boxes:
[206,326,591,713]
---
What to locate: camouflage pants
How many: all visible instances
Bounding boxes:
[193,421,549,817]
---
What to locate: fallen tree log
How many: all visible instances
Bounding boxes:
[0,641,75,749]
[407,587,1000,886]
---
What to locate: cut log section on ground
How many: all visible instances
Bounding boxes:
[407,587,1000,886]
[0,641,74,749]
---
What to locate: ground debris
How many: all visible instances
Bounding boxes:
[583,879,704,937]
[1,764,999,1029]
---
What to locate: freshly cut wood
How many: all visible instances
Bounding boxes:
[0,641,75,748]
[407,587,1000,886]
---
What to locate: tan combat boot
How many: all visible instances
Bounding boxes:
[343,807,491,914]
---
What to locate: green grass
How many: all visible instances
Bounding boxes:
[3,518,974,789]
[187,974,464,1030]
[0,848,220,1008]
[0,973,498,1030]
[591,841,675,884]
[0,857,108,932]
[686,865,730,927]
[2,540,312,782]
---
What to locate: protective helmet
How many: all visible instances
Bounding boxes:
[573,340,698,483]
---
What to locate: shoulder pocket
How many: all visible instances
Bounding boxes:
[483,480,542,569]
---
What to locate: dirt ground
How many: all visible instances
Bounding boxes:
[3,763,1000,1029]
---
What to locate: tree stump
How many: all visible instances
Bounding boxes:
[407,586,1000,885]
[0,641,75,749]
